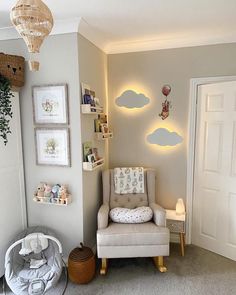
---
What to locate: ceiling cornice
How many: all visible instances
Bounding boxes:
[76,21,236,54]
[51,18,81,35]
[78,18,108,52]
[105,33,236,54]
[0,17,236,54]
[0,18,81,41]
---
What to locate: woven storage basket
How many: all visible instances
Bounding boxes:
[0,53,25,87]
[68,243,95,284]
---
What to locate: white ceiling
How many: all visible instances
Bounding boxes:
[1,0,236,53]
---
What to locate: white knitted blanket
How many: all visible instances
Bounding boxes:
[114,167,144,194]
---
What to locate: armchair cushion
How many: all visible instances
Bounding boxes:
[97,222,169,246]
[98,204,109,230]
[150,203,166,227]
[109,206,153,224]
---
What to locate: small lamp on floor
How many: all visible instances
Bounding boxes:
[176,198,185,215]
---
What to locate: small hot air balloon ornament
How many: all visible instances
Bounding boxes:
[10,0,54,72]
[159,85,172,120]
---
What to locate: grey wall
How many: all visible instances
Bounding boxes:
[108,43,236,209]
[78,34,108,247]
[0,33,83,257]
[2,31,236,253]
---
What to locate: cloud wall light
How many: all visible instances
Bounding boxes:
[147,128,183,146]
[116,90,150,109]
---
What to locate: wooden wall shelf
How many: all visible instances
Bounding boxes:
[83,158,104,171]
[95,132,113,140]
[81,104,103,114]
[33,195,72,206]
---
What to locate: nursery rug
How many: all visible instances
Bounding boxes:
[1,244,236,295]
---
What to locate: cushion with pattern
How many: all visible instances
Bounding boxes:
[109,206,153,224]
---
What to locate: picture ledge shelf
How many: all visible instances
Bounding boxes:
[95,132,113,140]
[83,158,104,171]
[33,195,72,206]
[81,104,103,114]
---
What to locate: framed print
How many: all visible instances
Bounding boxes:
[35,128,71,167]
[33,84,68,124]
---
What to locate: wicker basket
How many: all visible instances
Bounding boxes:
[0,53,25,87]
[68,243,95,284]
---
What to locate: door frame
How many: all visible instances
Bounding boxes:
[14,91,28,229]
[0,92,27,276]
[186,76,236,244]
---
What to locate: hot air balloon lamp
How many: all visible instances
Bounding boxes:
[10,0,54,71]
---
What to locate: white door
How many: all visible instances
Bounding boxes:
[0,92,27,276]
[192,81,236,261]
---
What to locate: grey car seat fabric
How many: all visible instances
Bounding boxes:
[5,226,63,295]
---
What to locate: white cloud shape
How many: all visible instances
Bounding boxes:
[116,90,150,109]
[147,128,183,146]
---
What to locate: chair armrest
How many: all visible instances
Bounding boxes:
[150,203,166,227]
[98,203,110,230]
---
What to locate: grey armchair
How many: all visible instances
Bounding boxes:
[97,169,170,275]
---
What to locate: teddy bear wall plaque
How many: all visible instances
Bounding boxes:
[0,53,25,87]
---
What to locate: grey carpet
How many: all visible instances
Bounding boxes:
[1,244,236,295]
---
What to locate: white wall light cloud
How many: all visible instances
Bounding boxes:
[147,128,183,146]
[116,90,150,109]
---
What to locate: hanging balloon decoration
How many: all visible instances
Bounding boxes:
[159,85,172,120]
[10,0,54,72]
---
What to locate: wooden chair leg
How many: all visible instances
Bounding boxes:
[100,258,108,275]
[153,256,167,273]
[179,233,185,256]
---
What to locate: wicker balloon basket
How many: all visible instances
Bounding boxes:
[68,243,95,284]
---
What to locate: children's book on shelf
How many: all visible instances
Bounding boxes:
[83,141,92,161]
[92,147,99,160]
[84,89,94,104]
[90,90,96,98]
[94,118,101,132]
[94,97,101,108]
[81,82,98,112]
[94,114,109,133]
[81,82,103,114]
[81,83,90,103]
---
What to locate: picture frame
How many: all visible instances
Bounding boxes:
[32,84,69,125]
[35,128,71,167]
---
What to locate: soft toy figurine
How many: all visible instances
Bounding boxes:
[44,184,52,198]
[36,183,45,198]
[58,185,68,201]
[52,184,61,199]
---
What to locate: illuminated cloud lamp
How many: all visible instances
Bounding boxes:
[147,128,183,146]
[116,90,150,109]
